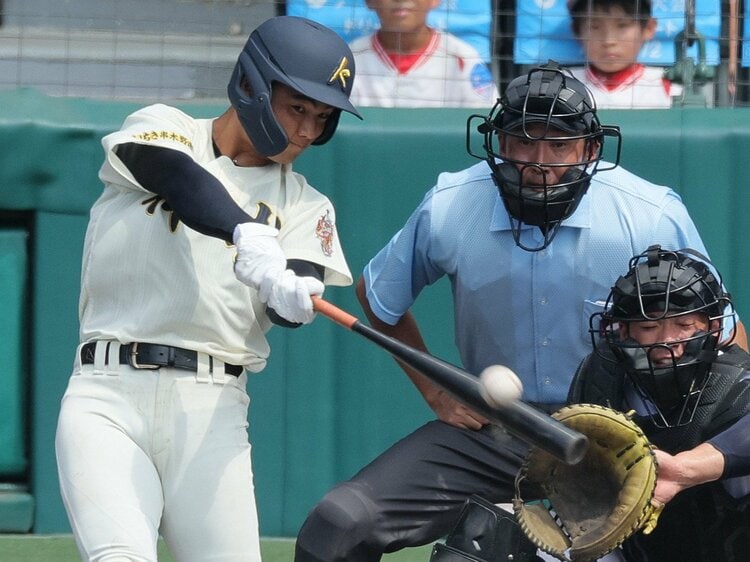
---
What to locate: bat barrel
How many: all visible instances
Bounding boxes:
[353,322,588,464]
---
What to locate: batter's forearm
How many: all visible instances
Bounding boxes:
[114,142,253,243]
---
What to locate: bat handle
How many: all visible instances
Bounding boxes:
[313,295,358,329]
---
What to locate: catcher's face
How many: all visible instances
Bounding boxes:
[620,312,715,366]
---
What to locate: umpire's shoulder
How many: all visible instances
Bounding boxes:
[433,161,494,194]
[592,163,681,206]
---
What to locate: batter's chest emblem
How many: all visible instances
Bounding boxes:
[142,195,180,232]
[140,196,282,234]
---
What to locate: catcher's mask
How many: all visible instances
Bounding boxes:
[467,60,621,251]
[228,15,362,157]
[590,244,736,427]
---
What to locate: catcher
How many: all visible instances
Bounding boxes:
[560,245,750,561]
[437,246,750,562]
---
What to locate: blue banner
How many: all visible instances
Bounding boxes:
[515,0,720,66]
[742,1,750,66]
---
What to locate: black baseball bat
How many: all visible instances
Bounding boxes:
[313,297,588,465]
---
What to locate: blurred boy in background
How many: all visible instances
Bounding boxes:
[568,0,681,108]
[349,0,499,107]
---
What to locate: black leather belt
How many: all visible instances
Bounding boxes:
[80,342,243,377]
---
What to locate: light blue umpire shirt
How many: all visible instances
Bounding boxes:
[362,160,712,405]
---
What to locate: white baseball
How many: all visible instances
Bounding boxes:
[479,365,523,408]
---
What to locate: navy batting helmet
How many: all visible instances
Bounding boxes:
[591,245,735,427]
[468,61,621,251]
[228,16,362,157]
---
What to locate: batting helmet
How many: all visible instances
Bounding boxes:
[228,16,361,157]
[591,245,735,427]
[468,61,621,251]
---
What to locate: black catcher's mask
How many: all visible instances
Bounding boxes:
[590,245,736,427]
[467,61,621,251]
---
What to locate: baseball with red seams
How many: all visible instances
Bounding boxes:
[479,365,523,407]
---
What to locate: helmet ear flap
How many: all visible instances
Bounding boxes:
[228,51,289,157]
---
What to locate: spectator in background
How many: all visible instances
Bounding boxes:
[568,0,682,108]
[349,0,499,107]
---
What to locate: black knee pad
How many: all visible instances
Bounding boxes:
[429,495,541,562]
[295,484,379,562]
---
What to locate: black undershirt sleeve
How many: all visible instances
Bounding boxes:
[114,142,251,244]
[114,142,325,328]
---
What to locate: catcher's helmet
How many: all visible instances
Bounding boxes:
[467,61,621,251]
[228,16,361,157]
[591,245,736,427]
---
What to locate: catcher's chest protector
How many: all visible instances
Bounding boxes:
[573,345,750,453]
[623,481,750,562]
[639,349,750,453]
[624,349,750,562]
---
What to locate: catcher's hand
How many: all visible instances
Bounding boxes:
[512,404,663,562]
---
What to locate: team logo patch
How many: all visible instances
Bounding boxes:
[470,63,496,100]
[329,57,352,90]
[315,210,335,257]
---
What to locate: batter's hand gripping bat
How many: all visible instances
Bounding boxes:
[312,297,588,465]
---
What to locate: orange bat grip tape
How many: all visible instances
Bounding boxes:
[312,296,358,329]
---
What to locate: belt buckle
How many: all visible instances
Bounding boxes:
[128,342,161,370]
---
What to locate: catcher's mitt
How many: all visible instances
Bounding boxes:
[512,404,663,562]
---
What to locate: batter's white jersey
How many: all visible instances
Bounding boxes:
[570,65,681,109]
[349,30,499,108]
[81,103,352,371]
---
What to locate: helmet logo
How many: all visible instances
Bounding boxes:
[328,57,352,90]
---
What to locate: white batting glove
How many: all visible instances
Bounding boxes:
[266,270,325,325]
[233,222,286,298]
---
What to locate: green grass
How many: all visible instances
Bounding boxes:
[0,535,435,561]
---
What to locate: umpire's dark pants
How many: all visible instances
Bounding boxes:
[294,420,528,562]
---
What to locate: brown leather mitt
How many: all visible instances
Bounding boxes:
[513,404,663,562]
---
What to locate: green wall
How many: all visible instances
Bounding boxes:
[0,89,746,537]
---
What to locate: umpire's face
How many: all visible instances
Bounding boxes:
[500,123,594,187]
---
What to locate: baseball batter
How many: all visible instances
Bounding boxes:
[349,0,498,108]
[55,16,359,562]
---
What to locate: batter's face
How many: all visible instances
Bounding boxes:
[575,6,656,74]
[500,124,593,186]
[620,312,715,366]
[366,0,441,34]
[267,83,335,165]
